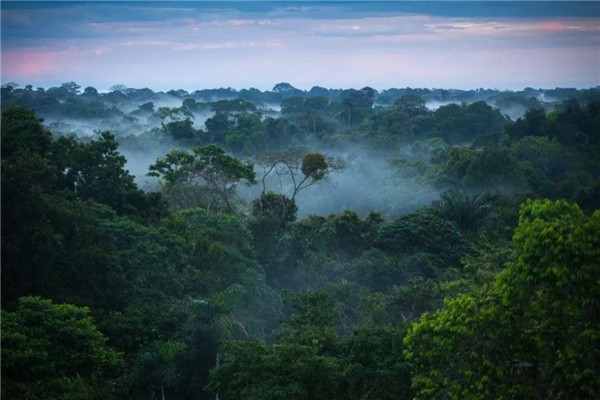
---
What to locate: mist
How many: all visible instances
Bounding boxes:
[240,147,438,219]
[4,82,598,221]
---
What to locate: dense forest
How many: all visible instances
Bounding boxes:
[2,82,599,399]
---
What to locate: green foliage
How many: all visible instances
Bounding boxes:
[164,208,259,292]
[208,290,345,400]
[158,106,194,123]
[1,297,123,400]
[435,101,505,144]
[212,99,258,115]
[372,109,414,142]
[394,94,428,117]
[208,290,415,400]
[3,89,600,400]
[165,208,281,338]
[190,284,248,340]
[507,108,548,141]
[209,340,344,400]
[377,207,465,267]
[50,131,158,217]
[149,144,255,211]
[301,152,329,180]
[324,210,382,258]
[251,191,298,225]
[405,200,600,399]
[345,326,413,399]
[432,146,528,190]
[248,192,299,271]
[279,290,339,348]
[163,118,200,141]
[432,189,492,234]
[1,106,52,157]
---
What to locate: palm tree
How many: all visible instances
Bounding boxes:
[137,340,187,400]
[432,189,492,234]
[189,284,247,400]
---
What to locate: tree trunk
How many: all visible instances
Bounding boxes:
[161,384,166,400]
[215,351,221,400]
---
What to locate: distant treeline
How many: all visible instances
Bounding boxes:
[2,81,599,120]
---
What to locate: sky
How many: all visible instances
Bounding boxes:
[2,1,600,91]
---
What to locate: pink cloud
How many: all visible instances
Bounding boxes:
[1,45,110,81]
[121,41,172,46]
[208,19,274,27]
[2,47,72,78]
[171,41,267,51]
[86,46,112,55]
[539,21,569,33]
[535,20,598,33]
[227,20,256,26]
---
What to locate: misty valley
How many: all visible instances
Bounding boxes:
[2,82,599,400]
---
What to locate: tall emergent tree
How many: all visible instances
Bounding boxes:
[256,150,344,228]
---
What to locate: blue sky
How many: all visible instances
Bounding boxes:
[2,1,599,91]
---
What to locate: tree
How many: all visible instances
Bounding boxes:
[272,82,296,92]
[208,290,344,400]
[1,107,66,303]
[251,192,298,225]
[182,98,202,111]
[435,102,505,144]
[135,340,187,400]
[83,86,99,97]
[287,220,336,291]
[208,289,415,400]
[49,131,164,219]
[211,99,258,115]
[1,297,123,400]
[305,96,330,111]
[163,119,199,141]
[61,81,82,95]
[2,81,19,90]
[110,84,128,94]
[507,108,548,142]
[2,107,170,306]
[148,144,256,212]
[1,106,52,158]
[372,109,413,142]
[432,189,492,234]
[346,325,413,399]
[191,284,248,342]
[191,284,248,399]
[224,113,266,155]
[257,150,344,228]
[205,112,235,143]
[158,106,194,123]
[549,99,600,146]
[404,200,600,399]
[157,107,197,141]
[340,88,375,128]
[376,207,465,267]
[394,95,428,117]
[164,206,280,331]
[280,96,305,115]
